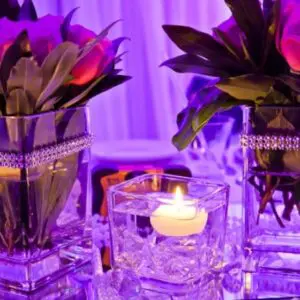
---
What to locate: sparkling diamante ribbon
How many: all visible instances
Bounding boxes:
[240,134,300,151]
[0,134,93,168]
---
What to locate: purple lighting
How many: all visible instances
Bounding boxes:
[34,0,230,141]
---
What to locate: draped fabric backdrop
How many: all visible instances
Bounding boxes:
[34,0,230,142]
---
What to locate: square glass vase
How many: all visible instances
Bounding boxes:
[108,174,229,295]
[0,107,93,292]
[243,106,300,275]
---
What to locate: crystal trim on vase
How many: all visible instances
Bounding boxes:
[0,134,93,168]
[240,134,300,151]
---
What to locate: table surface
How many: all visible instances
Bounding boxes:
[3,139,299,299]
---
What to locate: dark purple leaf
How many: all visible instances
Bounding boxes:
[0,30,32,92]
[19,0,37,21]
[278,75,300,93]
[163,25,226,57]
[60,7,79,41]
[161,54,229,77]
[212,28,243,61]
[85,74,131,101]
[225,0,264,62]
[0,0,20,21]
[262,1,287,75]
[114,51,128,65]
[111,37,130,55]
[112,69,123,75]
[56,74,131,108]
[162,25,246,73]
[263,0,275,17]
[78,19,122,61]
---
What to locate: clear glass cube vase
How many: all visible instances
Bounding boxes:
[243,106,300,275]
[108,174,229,295]
[0,106,93,292]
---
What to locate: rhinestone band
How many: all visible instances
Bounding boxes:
[0,134,93,168]
[241,134,300,151]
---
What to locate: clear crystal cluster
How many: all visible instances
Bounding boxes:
[0,134,93,168]
[241,134,300,151]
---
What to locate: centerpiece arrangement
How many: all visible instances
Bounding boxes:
[0,0,130,292]
[162,0,300,274]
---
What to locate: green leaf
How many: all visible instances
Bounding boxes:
[240,34,257,69]
[6,88,33,115]
[36,155,79,247]
[172,107,198,151]
[172,86,244,150]
[191,88,231,131]
[40,97,61,112]
[60,7,79,41]
[161,54,229,77]
[40,155,79,245]
[55,109,78,140]
[216,74,274,101]
[36,42,79,110]
[7,57,42,102]
[0,30,31,91]
[162,25,245,74]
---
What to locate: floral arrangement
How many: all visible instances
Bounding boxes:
[162,0,298,150]
[162,0,300,226]
[0,0,130,116]
[0,0,130,253]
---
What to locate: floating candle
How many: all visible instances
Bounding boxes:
[150,187,208,237]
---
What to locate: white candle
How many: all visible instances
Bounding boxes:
[150,187,208,237]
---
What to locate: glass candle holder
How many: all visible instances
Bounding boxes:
[108,174,229,295]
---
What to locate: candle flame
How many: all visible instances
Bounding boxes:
[174,186,183,206]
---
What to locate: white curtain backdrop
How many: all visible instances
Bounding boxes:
[33,0,230,142]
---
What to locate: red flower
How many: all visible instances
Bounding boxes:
[276,0,300,71]
[0,15,114,85]
[67,24,114,85]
